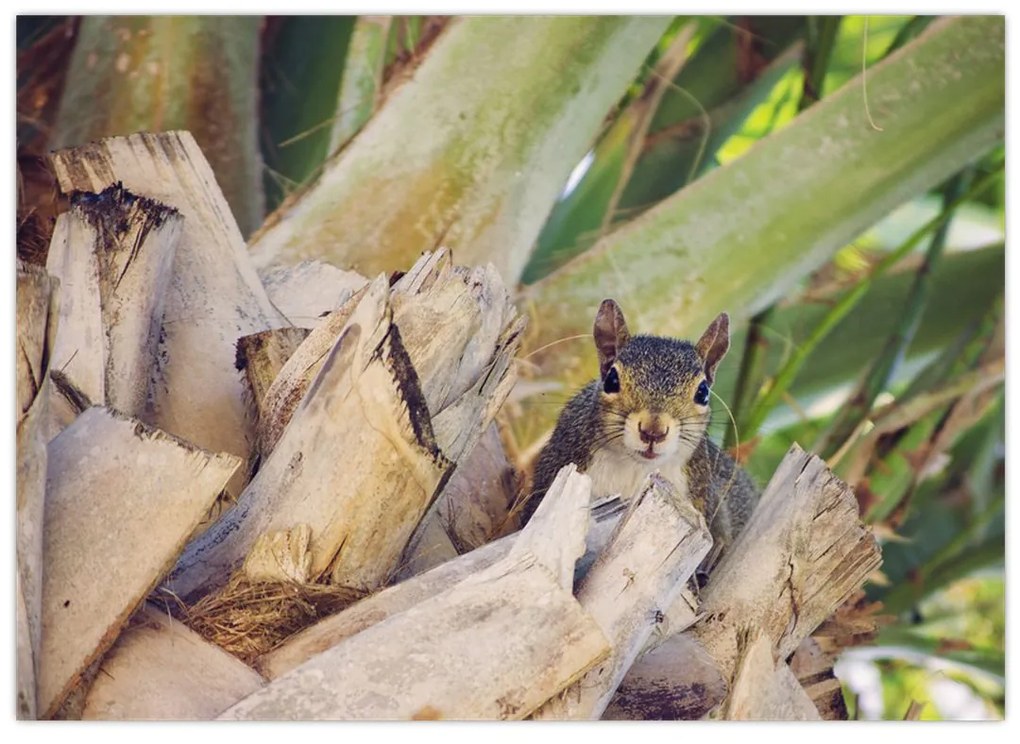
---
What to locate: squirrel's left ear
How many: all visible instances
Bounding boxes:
[695,312,730,385]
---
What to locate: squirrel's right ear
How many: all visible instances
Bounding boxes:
[594,299,631,378]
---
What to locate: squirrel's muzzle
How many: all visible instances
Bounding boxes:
[638,419,669,445]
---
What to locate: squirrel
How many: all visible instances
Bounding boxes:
[520,299,760,566]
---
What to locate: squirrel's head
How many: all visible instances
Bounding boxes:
[592,298,729,465]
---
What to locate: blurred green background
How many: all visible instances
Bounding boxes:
[16,15,1005,719]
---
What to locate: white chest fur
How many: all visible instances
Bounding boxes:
[584,447,689,505]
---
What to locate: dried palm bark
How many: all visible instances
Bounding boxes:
[16,261,58,719]
[254,468,632,680]
[82,603,264,720]
[48,132,289,498]
[45,184,181,432]
[604,445,881,719]
[39,407,239,718]
[168,251,524,600]
[220,468,610,720]
[533,474,712,719]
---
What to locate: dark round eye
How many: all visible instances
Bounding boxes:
[694,380,710,406]
[603,367,620,394]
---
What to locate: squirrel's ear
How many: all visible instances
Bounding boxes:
[695,312,730,385]
[594,299,630,378]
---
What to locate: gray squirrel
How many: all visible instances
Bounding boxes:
[521,299,759,561]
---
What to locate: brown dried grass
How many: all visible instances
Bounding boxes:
[159,574,364,665]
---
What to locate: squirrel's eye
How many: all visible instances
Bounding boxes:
[603,367,621,394]
[694,380,710,406]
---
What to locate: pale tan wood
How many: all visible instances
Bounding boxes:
[45,186,182,432]
[256,535,513,680]
[220,553,610,720]
[235,326,310,455]
[49,132,289,497]
[394,423,518,581]
[602,633,726,720]
[408,283,524,464]
[391,257,515,422]
[533,474,712,719]
[772,663,825,720]
[171,253,522,600]
[257,251,522,465]
[16,261,58,421]
[605,445,879,720]
[236,327,310,409]
[16,261,58,719]
[82,603,265,720]
[391,512,461,581]
[256,277,377,458]
[691,444,882,682]
[393,256,524,575]
[242,524,313,584]
[39,407,241,718]
[16,578,36,719]
[168,281,449,598]
[260,259,368,330]
[437,422,519,551]
[256,469,615,681]
[509,464,590,591]
[725,627,820,721]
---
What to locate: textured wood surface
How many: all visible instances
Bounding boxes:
[15,261,58,719]
[534,474,711,719]
[49,132,289,497]
[82,603,264,720]
[45,186,181,430]
[223,476,606,721]
[39,408,240,718]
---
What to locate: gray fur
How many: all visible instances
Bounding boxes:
[520,333,760,559]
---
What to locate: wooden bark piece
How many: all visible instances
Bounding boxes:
[221,552,610,720]
[242,524,313,584]
[393,422,518,582]
[392,254,524,571]
[602,633,726,720]
[260,259,368,330]
[82,603,265,720]
[16,261,58,719]
[172,252,523,600]
[437,422,519,551]
[45,185,182,432]
[789,638,848,720]
[606,446,879,720]
[257,470,621,681]
[391,255,508,420]
[256,535,513,680]
[235,326,310,439]
[725,627,820,721]
[391,512,461,581]
[16,260,57,421]
[509,464,591,590]
[534,474,712,719]
[49,132,289,497]
[168,280,450,599]
[256,278,375,458]
[692,444,882,681]
[17,578,37,719]
[39,407,241,719]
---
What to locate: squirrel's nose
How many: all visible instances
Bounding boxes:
[638,421,668,445]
